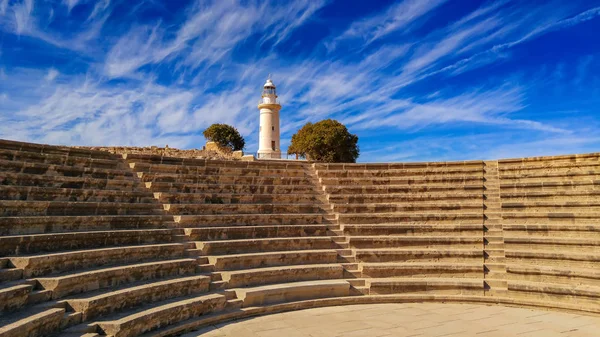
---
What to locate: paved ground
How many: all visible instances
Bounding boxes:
[185,303,600,337]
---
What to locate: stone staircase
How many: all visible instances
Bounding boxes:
[1,138,600,337]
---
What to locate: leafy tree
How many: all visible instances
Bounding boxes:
[203,124,245,151]
[288,119,359,163]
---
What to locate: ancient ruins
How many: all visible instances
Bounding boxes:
[1,138,599,336]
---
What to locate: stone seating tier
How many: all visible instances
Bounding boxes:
[1,139,600,337]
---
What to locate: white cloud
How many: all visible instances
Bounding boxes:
[45,68,59,82]
[0,0,8,15]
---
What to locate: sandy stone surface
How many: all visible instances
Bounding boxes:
[185,303,600,337]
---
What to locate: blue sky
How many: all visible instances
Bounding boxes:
[0,0,599,162]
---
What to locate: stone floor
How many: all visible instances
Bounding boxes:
[184,303,600,337]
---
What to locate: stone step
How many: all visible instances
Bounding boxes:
[349,236,483,249]
[125,154,306,170]
[356,248,483,263]
[0,200,164,217]
[0,305,65,337]
[0,185,156,203]
[508,280,600,305]
[502,190,600,201]
[164,203,324,215]
[233,279,350,307]
[333,202,483,214]
[9,243,188,278]
[93,292,228,337]
[505,236,600,251]
[328,192,483,204]
[0,283,34,312]
[0,215,175,236]
[220,264,344,288]
[208,250,339,271]
[195,237,338,255]
[315,167,483,178]
[502,212,600,223]
[500,180,599,191]
[0,148,122,170]
[175,213,323,227]
[184,224,329,241]
[499,159,600,172]
[139,172,313,186]
[504,224,600,237]
[338,212,483,225]
[367,277,484,295]
[155,192,320,205]
[0,229,184,256]
[314,161,483,171]
[35,258,198,300]
[501,170,600,181]
[343,223,483,236]
[506,249,600,269]
[0,172,141,191]
[321,176,484,186]
[63,275,211,321]
[324,184,484,195]
[130,162,309,177]
[146,182,318,194]
[507,264,600,286]
[361,262,482,278]
[0,139,117,160]
[0,267,23,282]
[0,159,134,180]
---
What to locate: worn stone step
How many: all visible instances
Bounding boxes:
[343,223,483,236]
[130,162,309,177]
[93,292,228,337]
[508,280,600,306]
[333,202,483,214]
[147,181,317,194]
[338,212,483,225]
[367,277,484,295]
[0,228,183,256]
[221,264,344,288]
[175,213,323,227]
[0,140,116,159]
[184,225,329,241]
[504,224,600,238]
[0,171,142,191]
[314,161,483,171]
[0,283,34,312]
[155,192,319,205]
[506,250,600,268]
[502,212,600,223]
[316,167,483,178]
[63,275,211,321]
[321,176,484,187]
[208,250,339,271]
[349,236,483,249]
[125,154,306,170]
[361,262,483,278]
[139,172,313,186]
[500,180,600,191]
[0,185,156,203]
[196,237,338,255]
[505,236,600,251]
[324,184,484,195]
[328,192,483,204]
[233,279,350,307]
[0,159,133,180]
[164,203,324,215]
[0,305,65,337]
[501,190,600,201]
[0,200,164,217]
[356,249,483,263]
[0,148,122,170]
[0,215,175,236]
[499,159,600,172]
[9,243,187,278]
[507,264,600,286]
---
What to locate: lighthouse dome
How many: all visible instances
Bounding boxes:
[264,79,275,88]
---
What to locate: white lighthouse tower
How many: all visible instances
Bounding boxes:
[257,76,281,159]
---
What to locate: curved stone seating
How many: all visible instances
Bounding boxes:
[2,139,600,336]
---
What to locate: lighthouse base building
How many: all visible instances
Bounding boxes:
[257,78,282,159]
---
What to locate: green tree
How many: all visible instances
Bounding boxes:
[288,119,359,163]
[203,124,245,151]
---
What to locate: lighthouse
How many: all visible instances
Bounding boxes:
[257,77,282,159]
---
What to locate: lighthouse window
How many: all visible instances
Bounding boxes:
[271,141,276,150]
[271,126,274,131]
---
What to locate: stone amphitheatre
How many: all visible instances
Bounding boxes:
[1,138,600,336]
